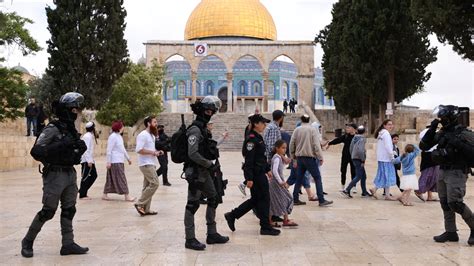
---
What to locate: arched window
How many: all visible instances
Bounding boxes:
[166,81,174,100]
[282,81,289,99]
[268,81,275,99]
[238,80,247,95]
[196,81,201,96]
[204,80,214,96]
[291,83,298,99]
[178,81,186,98]
[253,81,261,95]
[319,87,325,105]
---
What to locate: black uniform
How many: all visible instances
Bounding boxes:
[155,132,170,185]
[421,120,474,242]
[227,130,273,230]
[328,134,355,186]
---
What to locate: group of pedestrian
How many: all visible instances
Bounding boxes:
[282,98,298,113]
[25,98,47,136]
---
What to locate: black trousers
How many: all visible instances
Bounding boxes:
[230,173,271,230]
[156,155,169,184]
[340,156,355,185]
[79,163,98,198]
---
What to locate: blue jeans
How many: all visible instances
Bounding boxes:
[296,157,325,203]
[26,117,37,136]
[345,159,369,194]
[286,162,310,200]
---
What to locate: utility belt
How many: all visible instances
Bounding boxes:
[47,165,74,172]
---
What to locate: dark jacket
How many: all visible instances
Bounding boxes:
[329,134,354,159]
[25,103,38,118]
[155,132,170,156]
[242,130,270,181]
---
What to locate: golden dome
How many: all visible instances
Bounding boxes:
[185,0,277,41]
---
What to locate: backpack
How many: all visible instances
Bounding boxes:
[170,114,189,164]
[457,128,474,167]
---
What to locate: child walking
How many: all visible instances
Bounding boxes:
[392,144,421,206]
[269,140,297,227]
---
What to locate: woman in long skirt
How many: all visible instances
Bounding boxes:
[415,127,440,201]
[369,119,397,200]
[102,121,136,201]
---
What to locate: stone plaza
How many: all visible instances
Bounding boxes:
[1,150,473,265]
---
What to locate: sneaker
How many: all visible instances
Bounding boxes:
[271,216,284,222]
[361,192,372,198]
[340,184,345,191]
[468,230,474,246]
[238,183,247,196]
[319,200,334,207]
[224,212,236,232]
[260,227,281,236]
[60,242,89,256]
[206,233,229,244]
[433,232,459,243]
[352,188,358,194]
[294,200,306,206]
[185,238,206,250]
[340,190,352,198]
[21,238,34,258]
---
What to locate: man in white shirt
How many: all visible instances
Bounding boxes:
[134,116,163,216]
[79,122,98,200]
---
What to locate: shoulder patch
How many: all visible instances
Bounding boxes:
[249,134,255,138]
[246,142,255,151]
[188,135,197,146]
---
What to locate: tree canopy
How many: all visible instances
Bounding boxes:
[96,61,165,126]
[316,0,437,119]
[46,0,129,109]
[411,0,473,61]
[0,11,40,122]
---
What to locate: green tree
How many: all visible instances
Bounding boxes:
[96,62,165,126]
[46,0,129,109]
[411,0,473,60]
[316,0,437,122]
[0,11,40,122]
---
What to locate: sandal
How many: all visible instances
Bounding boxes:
[427,198,439,202]
[134,204,146,216]
[308,197,318,201]
[283,221,298,227]
[369,188,378,199]
[415,193,426,202]
[144,211,158,215]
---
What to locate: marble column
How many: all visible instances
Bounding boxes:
[185,98,189,113]
[241,98,245,113]
[262,71,270,113]
[254,98,259,113]
[191,71,197,103]
[296,74,315,111]
[226,73,233,112]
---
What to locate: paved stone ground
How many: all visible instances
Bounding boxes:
[1,150,473,265]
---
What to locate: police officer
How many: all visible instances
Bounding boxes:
[420,105,474,246]
[21,92,89,257]
[184,96,229,250]
[224,114,281,236]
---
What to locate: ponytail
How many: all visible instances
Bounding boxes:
[374,119,392,139]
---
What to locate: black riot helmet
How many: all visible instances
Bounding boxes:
[433,105,460,128]
[190,96,222,123]
[52,92,85,122]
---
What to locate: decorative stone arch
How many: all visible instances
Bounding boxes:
[231,54,265,73]
[197,53,232,73]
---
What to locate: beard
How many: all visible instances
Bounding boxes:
[149,124,158,136]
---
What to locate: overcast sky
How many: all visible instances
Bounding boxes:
[1,0,472,109]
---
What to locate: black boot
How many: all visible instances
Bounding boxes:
[206,233,229,244]
[433,232,459,243]
[60,242,89,255]
[185,238,206,250]
[224,212,235,232]
[468,230,474,246]
[21,238,34,258]
[260,227,281,236]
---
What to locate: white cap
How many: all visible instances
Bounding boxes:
[85,121,95,129]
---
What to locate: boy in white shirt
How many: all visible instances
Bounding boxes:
[134,116,163,216]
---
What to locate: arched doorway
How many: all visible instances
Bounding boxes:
[218,87,228,113]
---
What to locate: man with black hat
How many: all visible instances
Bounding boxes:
[225,114,281,236]
[22,92,89,257]
[420,105,474,246]
[326,123,357,191]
